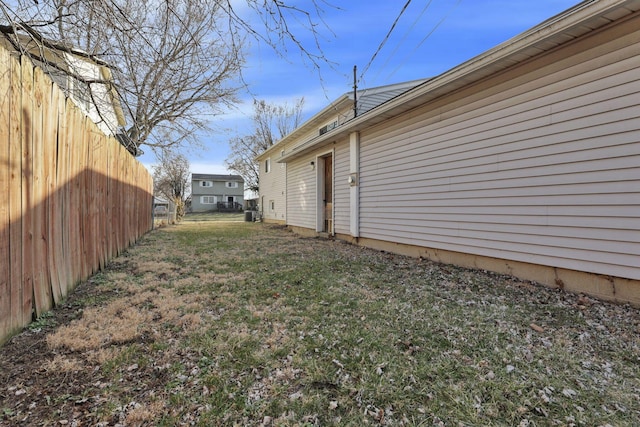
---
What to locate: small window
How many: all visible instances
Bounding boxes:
[265,159,271,173]
[226,181,238,188]
[201,196,217,204]
[319,121,337,135]
[269,200,275,211]
[200,181,213,187]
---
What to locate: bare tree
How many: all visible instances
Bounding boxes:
[226,98,304,192]
[152,151,191,220]
[0,0,332,155]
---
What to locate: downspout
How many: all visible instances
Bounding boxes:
[350,132,360,238]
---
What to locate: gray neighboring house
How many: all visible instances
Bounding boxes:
[191,174,244,212]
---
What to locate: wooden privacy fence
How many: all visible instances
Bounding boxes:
[0,46,153,344]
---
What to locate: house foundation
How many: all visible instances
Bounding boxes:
[331,231,639,307]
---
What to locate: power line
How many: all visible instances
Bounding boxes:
[358,0,412,84]
[387,0,462,81]
[373,0,435,84]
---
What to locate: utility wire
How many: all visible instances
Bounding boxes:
[359,0,435,102]
[372,0,434,85]
[387,0,462,81]
[358,0,412,84]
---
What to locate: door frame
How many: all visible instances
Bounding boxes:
[315,150,334,234]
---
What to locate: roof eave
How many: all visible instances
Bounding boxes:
[255,94,352,161]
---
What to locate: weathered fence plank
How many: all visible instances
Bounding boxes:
[32,66,52,317]
[69,106,79,286]
[0,48,11,340]
[58,97,73,299]
[8,49,23,335]
[46,81,62,305]
[52,86,67,300]
[20,56,34,326]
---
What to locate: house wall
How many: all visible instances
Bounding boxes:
[191,179,244,212]
[288,110,353,153]
[258,100,356,224]
[260,156,287,223]
[63,53,120,136]
[356,14,640,284]
[288,128,323,152]
[286,152,320,229]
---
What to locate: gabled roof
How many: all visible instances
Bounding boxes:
[0,32,110,67]
[354,78,429,116]
[256,79,428,161]
[279,0,640,162]
[192,173,244,182]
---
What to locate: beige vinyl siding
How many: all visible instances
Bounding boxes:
[289,127,321,151]
[287,109,354,153]
[359,19,640,280]
[334,141,350,234]
[286,158,317,229]
[288,116,339,151]
[260,161,287,221]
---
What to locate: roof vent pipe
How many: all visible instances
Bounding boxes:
[353,65,358,118]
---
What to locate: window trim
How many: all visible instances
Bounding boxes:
[201,195,217,204]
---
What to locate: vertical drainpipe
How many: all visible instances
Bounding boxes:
[349,131,360,238]
[284,156,287,224]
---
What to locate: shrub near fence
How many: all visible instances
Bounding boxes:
[0,46,153,344]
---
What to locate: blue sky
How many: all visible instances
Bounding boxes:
[139,0,580,176]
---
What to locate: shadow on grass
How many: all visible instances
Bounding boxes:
[182,212,247,222]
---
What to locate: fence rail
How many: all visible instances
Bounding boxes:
[217,201,243,212]
[0,46,153,345]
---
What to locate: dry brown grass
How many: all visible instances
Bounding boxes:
[46,301,151,351]
[43,355,84,373]
[46,269,208,356]
[124,400,166,426]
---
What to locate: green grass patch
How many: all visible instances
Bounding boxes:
[28,311,57,331]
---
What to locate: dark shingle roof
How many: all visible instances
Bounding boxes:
[192,173,244,182]
[355,79,429,116]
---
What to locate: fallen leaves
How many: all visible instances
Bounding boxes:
[530,323,545,333]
